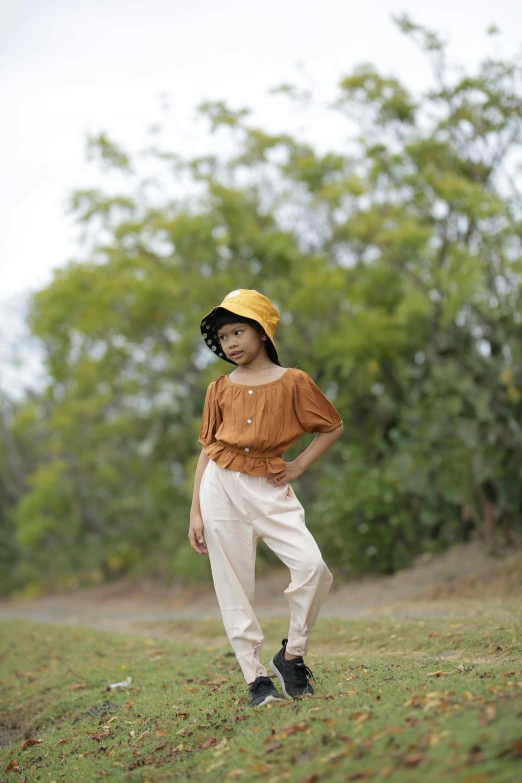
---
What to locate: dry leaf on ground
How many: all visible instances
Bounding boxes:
[20,738,42,750]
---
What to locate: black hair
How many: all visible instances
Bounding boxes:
[212,308,265,337]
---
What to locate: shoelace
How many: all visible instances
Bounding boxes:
[300,663,315,681]
[292,661,315,682]
[281,640,315,682]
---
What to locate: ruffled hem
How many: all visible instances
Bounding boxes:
[203,442,286,476]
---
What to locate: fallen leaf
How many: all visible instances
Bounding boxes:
[279,721,307,736]
[289,721,309,733]
[479,706,497,726]
[88,730,112,741]
[320,748,351,764]
[485,706,497,721]
[201,737,217,749]
[372,727,404,740]
[20,738,43,750]
[213,737,229,757]
[207,760,225,772]
[5,759,20,771]
[428,632,441,637]
[68,683,87,690]
[350,711,372,726]
[403,752,425,767]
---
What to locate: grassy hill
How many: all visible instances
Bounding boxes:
[1,607,521,782]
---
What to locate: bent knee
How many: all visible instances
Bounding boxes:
[300,557,332,581]
[322,561,334,584]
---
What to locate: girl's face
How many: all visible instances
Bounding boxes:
[216,322,266,364]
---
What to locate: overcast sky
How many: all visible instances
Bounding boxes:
[1,0,521,305]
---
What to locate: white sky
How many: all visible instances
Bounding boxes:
[1,0,521,304]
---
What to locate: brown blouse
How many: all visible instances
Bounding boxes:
[198,367,343,475]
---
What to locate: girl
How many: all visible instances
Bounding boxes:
[189,289,343,706]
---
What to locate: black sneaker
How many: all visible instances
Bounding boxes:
[248,675,285,707]
[270,638,315,699]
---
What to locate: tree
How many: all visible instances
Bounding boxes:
[5,17,522,593]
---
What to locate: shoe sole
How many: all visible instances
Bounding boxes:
[254,693,285,707]
[269,660,295,700]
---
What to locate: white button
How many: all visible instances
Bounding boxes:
[248,389,253,394]
[247,419,252,424]
[244,447,250,452]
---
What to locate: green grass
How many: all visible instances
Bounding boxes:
[1,608,521,783]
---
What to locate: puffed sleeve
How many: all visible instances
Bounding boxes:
[198,378,223,447]
[293,370,343,434]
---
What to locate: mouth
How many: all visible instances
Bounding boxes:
[230,351,243,360]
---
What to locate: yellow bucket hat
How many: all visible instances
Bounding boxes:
[200,288,281,366]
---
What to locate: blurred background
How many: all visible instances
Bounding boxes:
[1,0,522,597]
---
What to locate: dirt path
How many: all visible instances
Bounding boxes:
[1,541,517,638]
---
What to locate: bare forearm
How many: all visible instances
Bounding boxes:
[191,448,210,513]
[294,425,344,473]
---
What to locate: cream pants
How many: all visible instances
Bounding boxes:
[199,458,333,684]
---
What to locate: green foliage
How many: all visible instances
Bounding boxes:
[338,65,417,124]
[85,132,132,172]
[197,100,250,131]
[2,18,522,593]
